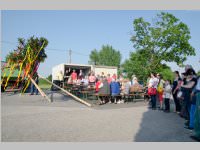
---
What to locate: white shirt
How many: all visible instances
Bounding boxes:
[163,84,172,99]
[148,77,159,89]
[154,77,159,89]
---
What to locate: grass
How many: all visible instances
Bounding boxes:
[38,78,52,89]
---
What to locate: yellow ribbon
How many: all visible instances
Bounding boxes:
[4,64,16,90]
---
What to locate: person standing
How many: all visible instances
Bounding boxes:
[157,74,165,110]
[71,69,77,84]
[163,80,172,112]
[172,71,182,113]
[64,69,70,84]
[78,69,84,80]
[148,73,159,110]
[30,72,39,95]
[179,72,188,118]
[190,75,200,141]
[181,68,197,130]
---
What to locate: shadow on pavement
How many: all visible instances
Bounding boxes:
[134,102,195,142]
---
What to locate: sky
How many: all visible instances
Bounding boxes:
[1,10,200,77]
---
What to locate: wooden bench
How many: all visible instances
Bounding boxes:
[93,93,111,101]
[80,91,88,99]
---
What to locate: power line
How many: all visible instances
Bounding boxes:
[1,40,90,56]
[1,40,131,57]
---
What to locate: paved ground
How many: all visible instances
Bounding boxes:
[1,91,196,142]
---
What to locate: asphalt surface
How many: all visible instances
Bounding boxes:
[1,91,196,142]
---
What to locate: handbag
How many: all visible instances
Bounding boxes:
[177,90,183,99]
[157,86,164,93]
[148,87,157,95]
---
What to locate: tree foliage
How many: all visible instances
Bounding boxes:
[47,74,52,81]
[197,70,200,76]
[89,45,121,67]
[123,12,196,82]
[89,49,99,65]
[6,36,48,66]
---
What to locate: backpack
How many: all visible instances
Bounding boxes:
[157,80,164,93]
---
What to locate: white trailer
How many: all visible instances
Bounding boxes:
[52,63,92,82]
[52,63,118,82]
[92,65,118,77]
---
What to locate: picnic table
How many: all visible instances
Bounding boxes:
[80,86,96,100]
[93,87,148,103]
[62,83,149,103]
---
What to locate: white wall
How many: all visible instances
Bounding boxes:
[94,67,117,76]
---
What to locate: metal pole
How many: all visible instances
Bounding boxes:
[69,49,72,64]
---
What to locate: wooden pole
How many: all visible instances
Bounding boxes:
[38,74,92,107]
[29,76,51,102]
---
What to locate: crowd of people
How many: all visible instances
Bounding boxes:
[147,65,200,141]
[57,69,143,104]
[55,66,200,141]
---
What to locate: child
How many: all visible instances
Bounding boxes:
[163,80,172,112]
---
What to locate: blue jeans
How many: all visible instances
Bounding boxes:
[30,81,38,95]
[151,95,156,108]
[182,88,191,120]
[194,92,200,138]
[189,104,196,128]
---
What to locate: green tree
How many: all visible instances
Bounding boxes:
[89,49,99,65]
[197,70,200,76]
[123,12,195,82]
[89,45,121,67]
[157,66,174,82]
[47,74,52,81]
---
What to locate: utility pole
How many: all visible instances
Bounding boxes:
[69,49,72,63]
[67,49,72,64]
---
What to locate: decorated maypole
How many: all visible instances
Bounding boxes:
[1,36,48,94]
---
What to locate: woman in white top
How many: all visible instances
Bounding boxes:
[148,73,159,109]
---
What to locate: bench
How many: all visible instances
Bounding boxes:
[123,92,148,102]
[93,93,111,102]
